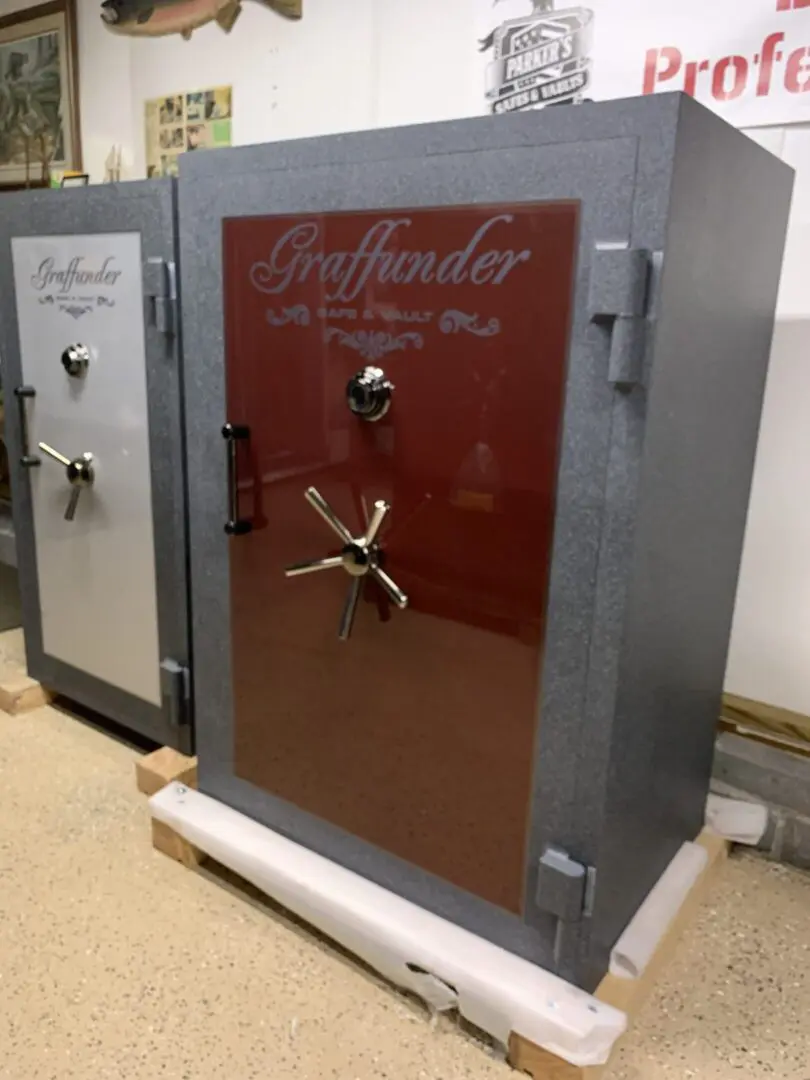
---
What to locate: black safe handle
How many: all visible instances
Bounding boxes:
[222,422,253,536]
[14,385,41,468]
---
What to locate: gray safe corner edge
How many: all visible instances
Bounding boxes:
[178,92,793,990]
[582,99,793,986]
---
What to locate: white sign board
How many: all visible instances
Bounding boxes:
[477,0,810,128]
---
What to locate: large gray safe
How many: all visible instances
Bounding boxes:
[179,92,790,990]
[0,181,192,751]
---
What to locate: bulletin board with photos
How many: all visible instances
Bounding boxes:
[145,86,232,178]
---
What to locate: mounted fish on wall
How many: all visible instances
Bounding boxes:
[101,0,301,40]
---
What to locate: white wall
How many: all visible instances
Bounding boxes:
[121,0,478,173]
[372,0,479,129]
[127,0,376,175]
[4,0,808,713]
[76,3,135,183]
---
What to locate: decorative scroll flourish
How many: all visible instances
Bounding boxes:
[439,309,501,337]
[324,327,424,362]
[266,304,310,327]
[41,294,115,312]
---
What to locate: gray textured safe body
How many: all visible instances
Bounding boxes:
[0,181,192,751]
[179,93,791,989]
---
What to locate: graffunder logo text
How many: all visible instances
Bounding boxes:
[30,256,122,293]
[249,215,533,304]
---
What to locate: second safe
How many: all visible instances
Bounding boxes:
[0,181,192,750]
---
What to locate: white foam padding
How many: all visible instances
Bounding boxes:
[609,841,708,980]
[150,782,626,1066]
[705,793,768,845]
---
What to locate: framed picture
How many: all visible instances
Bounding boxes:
[0,0,81,190]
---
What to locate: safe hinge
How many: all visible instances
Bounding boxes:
[160,658,191,729]
[589,246,651,392]
[535,846,596,923]
[145,257,178,336]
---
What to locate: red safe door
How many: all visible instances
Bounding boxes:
[224,202,579,915]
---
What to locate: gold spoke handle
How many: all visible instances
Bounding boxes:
[38,441,71,467]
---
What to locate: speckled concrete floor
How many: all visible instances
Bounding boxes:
[0,701,809,1080]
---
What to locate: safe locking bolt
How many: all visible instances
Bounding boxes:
[38,442,95,521]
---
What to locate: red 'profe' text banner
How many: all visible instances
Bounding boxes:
[477,0,810,128]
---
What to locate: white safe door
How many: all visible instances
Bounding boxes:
[12,233,161,705]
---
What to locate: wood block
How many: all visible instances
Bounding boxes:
[508,1033,587,1079]
[136,746,198,796]
[718,717,810,760]
[722,691,810,747]
[151,818,203,868]
[0,675,51,715]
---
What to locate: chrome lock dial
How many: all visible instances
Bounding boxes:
[346,366,393,422]
[284,486,408,640]
[38,442,95,521]
[61,344,90,379]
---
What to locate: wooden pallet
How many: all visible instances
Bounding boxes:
[722,691,810,747]
[137,747,728,1079]
[720,692,810,760]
